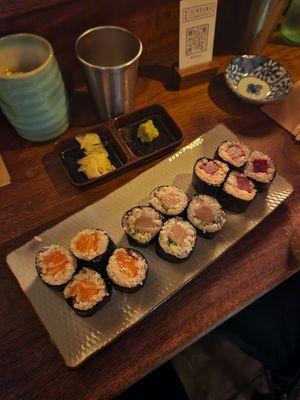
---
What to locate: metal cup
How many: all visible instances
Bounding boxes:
[235,0,290,53]
[76,26,142,120]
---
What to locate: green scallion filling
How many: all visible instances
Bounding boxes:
[168,238,176,247]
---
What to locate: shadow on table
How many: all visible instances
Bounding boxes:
[68,89,100,128]
[207,74,279,138]
[42,151,84,198]
[115,361,189,400]
[207,73,258,117]
[139,64,177,91]
[0,115,51,151]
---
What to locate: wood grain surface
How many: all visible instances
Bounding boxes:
[0,0,237,90]
[0,25,300,400]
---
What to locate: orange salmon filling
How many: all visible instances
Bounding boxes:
[116,250,138,277]
[74,231,100,253]
[42,250,68,277]
[68,279,99,301]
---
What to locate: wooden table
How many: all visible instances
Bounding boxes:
[0,41,299,400]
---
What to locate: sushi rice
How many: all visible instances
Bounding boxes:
[122,206,163,245]
[107,248,148,289]
[36,245,77,287]
[217,140,250,168]
[70,228,109,261]
[64,268,109,311]
[149,185,188,216]
[223,171,256,201]
[187,195,226,234]
[244,151,276,184]
[158,218,196,260]
[194,158,229,186]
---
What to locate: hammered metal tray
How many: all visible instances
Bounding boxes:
[6,124,293,368]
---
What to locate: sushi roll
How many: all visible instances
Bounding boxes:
[220,171,257,213]
[156,217,197,263]
[70,228,116,272]
[149,185,189,217]
[122,206,164,247]
[35,245,77,291]
[215,140,250,170]
[193,158,229,197]
[106,248,148,293]
[187,195,226,239]
[244,151,276,192]
[64,268,112,317]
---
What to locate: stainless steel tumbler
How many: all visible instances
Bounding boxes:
[76,26,142,120]
[235,0,290,53]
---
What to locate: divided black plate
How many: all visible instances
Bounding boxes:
[55,104,183,186]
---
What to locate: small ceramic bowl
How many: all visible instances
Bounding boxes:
[224,55,292,104]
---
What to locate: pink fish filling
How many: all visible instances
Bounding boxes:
[194,205,215,223]
[134,215,160,235]
[236,176,253,193]
[201,161,218,175]
[158,192,181,208]
[169,224,189,247]
[227,144,245,160]
[253,159,269,173]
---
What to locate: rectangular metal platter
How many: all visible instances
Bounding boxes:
[6,124,293,368]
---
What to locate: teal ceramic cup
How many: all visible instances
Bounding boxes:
[0,33,70,141]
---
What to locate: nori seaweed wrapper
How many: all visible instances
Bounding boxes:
[214,141,249,171]
[71,229,116,275]
[194,227,217,239]
[156,240,195,263]
[35,248,77,292]
[219,189,254,213]
[192,157,228,198]
[107,249,149,293]
[75,237,116,275]
[148,185,189,218]
[244,167,277,193]
[122,205,164,247]
[65,278,113,318]
[243,153,277,193]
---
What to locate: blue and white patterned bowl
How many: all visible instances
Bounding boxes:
[224,55,292,104]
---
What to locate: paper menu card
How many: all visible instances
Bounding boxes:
[261,80,300,141]
[0,154,10,187]
[179,0,218,70]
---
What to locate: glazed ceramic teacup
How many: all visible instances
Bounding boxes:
[0,33,70,141]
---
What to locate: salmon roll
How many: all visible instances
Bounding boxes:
[215,140,250,170]
[149,185,189,217]
[70,228,116,272]
[106,248,148,293]
[156,217,197,263]
[244,151,276,192]
[36,245,77,291]
[187,195,226,239]
[122,206,164,247]
[193,158,229,197]
[64,268,111,317]
[220,171,257,213]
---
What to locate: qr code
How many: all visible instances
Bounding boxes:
[186,24,209,56]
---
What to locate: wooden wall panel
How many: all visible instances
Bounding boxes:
[0,0,180,88]
[0,0,236,88]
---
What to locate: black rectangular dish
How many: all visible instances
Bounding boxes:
[55,104,184,186]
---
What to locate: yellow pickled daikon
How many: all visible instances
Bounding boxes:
[76,133,115,179]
